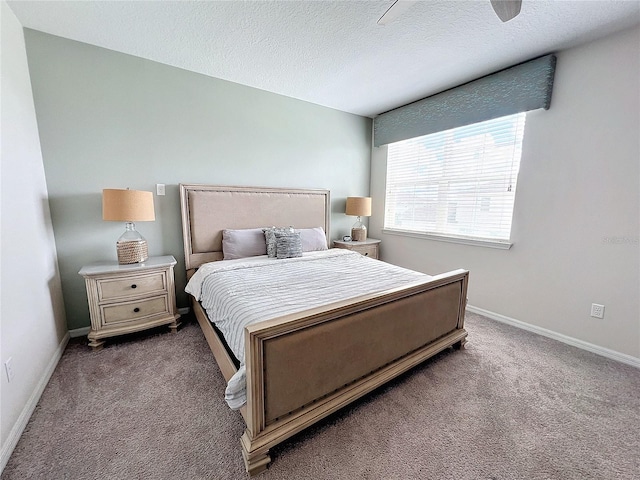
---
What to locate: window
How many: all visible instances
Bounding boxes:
[384,113,526,247]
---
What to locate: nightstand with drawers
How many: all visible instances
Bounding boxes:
[332,238,381,259]
[79,255,180,350]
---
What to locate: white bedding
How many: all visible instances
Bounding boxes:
[185,249,430,409]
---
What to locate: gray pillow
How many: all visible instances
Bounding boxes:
[222,228,267,260]
[263,226,294,258]
[275,231,303,259]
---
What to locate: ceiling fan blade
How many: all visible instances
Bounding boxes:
[377,0,417,25]
[490,0,522,22]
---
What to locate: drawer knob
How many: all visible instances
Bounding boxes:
[131,284,137,289]
[133,307,140,313]
[364,252,369,256]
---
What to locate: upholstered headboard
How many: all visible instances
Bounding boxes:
[179,184,330,272]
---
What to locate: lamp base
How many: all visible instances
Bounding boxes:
[351,226,367,242]
[117,240,148,264]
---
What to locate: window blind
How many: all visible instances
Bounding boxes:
[374,54,555,147]
[384,112,526,244]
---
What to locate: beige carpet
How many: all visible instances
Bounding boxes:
[2,312,639,480]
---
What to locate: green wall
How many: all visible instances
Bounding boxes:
[24,29,372,330]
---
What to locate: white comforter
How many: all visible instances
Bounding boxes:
[185,249,429,409]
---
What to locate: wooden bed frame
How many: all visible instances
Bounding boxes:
[179,184,469,475]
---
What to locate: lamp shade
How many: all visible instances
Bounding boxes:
[345,197,372,217]
[103,189,155,222]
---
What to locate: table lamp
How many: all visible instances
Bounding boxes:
[102,188,155,264]
[345,196,371,242]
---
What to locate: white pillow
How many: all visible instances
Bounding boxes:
[222,228,267,260]
[297,227,328,252]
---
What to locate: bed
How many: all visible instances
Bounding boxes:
[179,184,469,475]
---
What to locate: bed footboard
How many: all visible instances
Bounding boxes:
[240,269,469,475]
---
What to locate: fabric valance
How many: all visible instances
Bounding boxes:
[373,54,556,147]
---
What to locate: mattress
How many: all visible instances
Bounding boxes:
[185,248,429,408]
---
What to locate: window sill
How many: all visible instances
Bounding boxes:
[382,229,513,250]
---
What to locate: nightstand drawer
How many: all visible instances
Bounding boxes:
[102,296,169,325]
[98,272,166,301]
[358,245,378,258]
[332,239,380,260]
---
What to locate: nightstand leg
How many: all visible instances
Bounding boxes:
[87,333,105,351]
[168,316,181,333]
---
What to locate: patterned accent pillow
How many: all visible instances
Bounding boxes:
[275,231,303,259]
[263,226,294,258]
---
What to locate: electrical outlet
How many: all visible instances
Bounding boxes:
[156,184,165,196]
[590,303,605,319]
[4,357,15,382]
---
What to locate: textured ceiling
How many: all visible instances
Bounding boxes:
[7,0,640,118]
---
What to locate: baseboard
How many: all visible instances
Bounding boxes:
[68,326,90,338]
[178,307,190,315]
[0,332,70,473]
[466,305,640,369]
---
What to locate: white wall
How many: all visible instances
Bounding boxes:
[370,26,640,359]
[0,1,68,470]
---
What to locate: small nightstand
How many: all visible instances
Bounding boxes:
[333,238,381,259]
[79,255,181,350]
